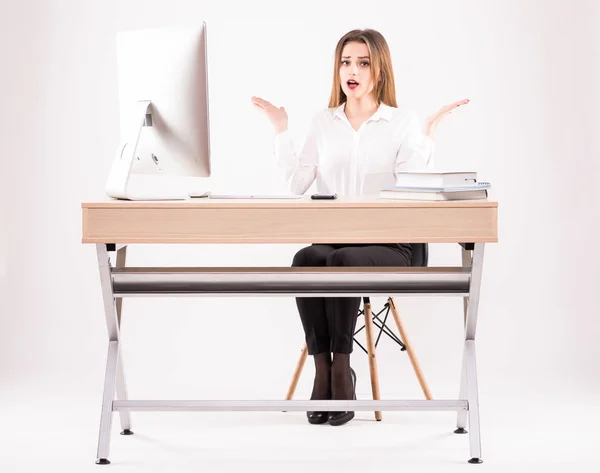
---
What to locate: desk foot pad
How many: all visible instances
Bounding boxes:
[120,429,134,435]
[454,427,467,434]
[468,458,483,464]
[95,459,110,465]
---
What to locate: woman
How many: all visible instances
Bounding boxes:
[252,28,468,426]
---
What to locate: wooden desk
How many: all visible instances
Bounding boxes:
[82,195,497,244]
[81,196,498,465]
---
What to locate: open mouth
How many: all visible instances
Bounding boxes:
[347,80,359,90]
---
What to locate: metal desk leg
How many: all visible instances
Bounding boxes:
[465,340,482,464]
[455,247,472,435]
[95,244,131,465]
[114,247,133,436]
[96,341,118,465]
[461,246,472,327]
[458,243,485,464]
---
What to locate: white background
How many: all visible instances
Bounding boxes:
[1,0,599,471]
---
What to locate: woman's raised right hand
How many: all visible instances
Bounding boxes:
[251,96,288,134]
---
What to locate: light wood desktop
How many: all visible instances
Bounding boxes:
[82,195,497,244]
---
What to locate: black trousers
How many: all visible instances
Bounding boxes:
[292,243,412,355]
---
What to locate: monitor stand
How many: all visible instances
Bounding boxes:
[104,101,193,201]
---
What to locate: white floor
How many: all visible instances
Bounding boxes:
[1,390,598,473]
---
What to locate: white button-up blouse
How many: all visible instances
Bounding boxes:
[273,102,435,196]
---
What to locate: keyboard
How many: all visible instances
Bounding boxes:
[124,190,191,201]
[206,194,303,199]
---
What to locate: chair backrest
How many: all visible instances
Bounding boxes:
[410,243,429,267]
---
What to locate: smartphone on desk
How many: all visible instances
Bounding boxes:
[311,193,337,200]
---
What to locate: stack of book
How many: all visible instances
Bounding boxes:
[379,170,490,201]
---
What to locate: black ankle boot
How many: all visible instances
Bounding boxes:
[328,367,356,426]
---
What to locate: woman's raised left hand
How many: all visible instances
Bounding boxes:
[425,98,470,137]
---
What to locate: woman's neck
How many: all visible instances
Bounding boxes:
[344,97,379,119]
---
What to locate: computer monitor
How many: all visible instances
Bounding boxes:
[105,24,211,200]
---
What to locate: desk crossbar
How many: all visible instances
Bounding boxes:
[111,266,471,296]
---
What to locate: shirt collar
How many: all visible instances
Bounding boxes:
[334,102,393,123]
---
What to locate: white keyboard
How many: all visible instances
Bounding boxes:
[207,194,303,199]
[124,190,191,201]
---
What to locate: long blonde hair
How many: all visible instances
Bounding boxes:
[328,29,397,108]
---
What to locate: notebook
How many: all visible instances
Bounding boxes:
[395,170,478,188]
[379,182,491,201]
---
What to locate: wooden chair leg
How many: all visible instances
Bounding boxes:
[363,301,382,421]
[285,344,308,400]
[388,297,433,400]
